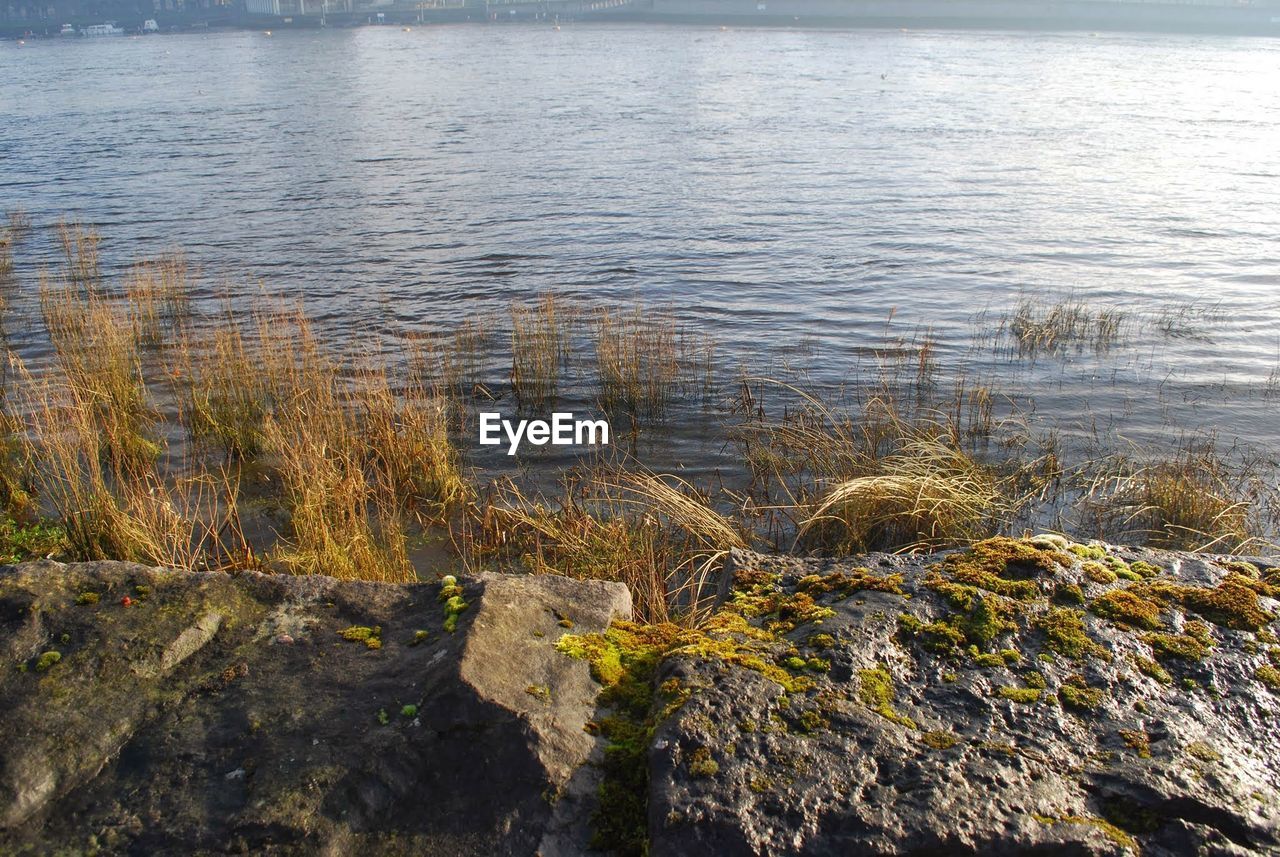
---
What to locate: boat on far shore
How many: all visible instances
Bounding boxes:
[80,22,124,35]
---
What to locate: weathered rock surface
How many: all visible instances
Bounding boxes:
[0,560,631,855]
[3,541,1279,857]
[649,544,1280,857]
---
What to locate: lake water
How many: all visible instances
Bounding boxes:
[2,24,1279,489]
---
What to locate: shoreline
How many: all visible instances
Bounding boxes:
[7,2,1280,40]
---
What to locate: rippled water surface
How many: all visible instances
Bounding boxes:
[2,25,1279,474]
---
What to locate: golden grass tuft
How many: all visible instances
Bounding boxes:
[1006,296,1126,357]
[356,363,471,520]
[57,221,101,288]
[463,469,746,623]
[797,432,1007,554]
[264,406,413,583]
[125,251,192,346]
[176,317,271,459]
[39,275,161,470]
[510,293,568,407]
[9,357,250,569]
[595,304,717,415]
[1082,442,1267,554]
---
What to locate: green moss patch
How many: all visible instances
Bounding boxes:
[34,650,61,672]
[337,625,382,650]
[1142,631,1208,662]
[1131,655,1172,685]
[929,537,1071,602]
[921,730,959,750]
[1089,588,1164,631]
[997,686,1041,704]
[857,666,917,728]
[1033,608,1110,662]
[795,567,903,599]
[1035,814,1137,851]
[1059,675,1106,712]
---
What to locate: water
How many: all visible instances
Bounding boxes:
[2,25,1279,486]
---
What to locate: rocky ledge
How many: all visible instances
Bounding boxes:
[2,538,1279,856]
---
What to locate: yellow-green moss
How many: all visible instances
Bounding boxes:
[997,686,1041,704]
[1129,560,1161,578]
[1053,583,1085,605]
[1089,588,1164,631]
[795,567,903,598]
[857,666,917,728]
[797,709,829,733]
[1131,654,1172,685]
[34,650,61,672]
[1119,728,1151,758]
[972,651,1007,668]
[1082,562,1118,584]
[1222,560,1260,577]
[1033,607,1110,661]
[931,537,1070,602]
[1068,543,1108,561]
[1059,676,1106,711]
[921,730,959,750]
[1036,814,1136,851]
[1255,664,1280,691]
[1186,741,1222,762]
[1143,631,1207,662]
[688,747,719,778]
[75,591,100,605]
[1143,576,1275,632]
[337,625,382,650]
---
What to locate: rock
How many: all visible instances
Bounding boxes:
[0,560,631,855]
[646,544,1280,856]
[3,541,1278,856]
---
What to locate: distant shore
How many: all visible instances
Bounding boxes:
[6,0,1280,40]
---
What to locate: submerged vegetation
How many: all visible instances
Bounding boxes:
[0,221,1274,622]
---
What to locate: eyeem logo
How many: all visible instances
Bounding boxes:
[479,412,610,456]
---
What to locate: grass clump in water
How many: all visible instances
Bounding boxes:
[1082,441,1267,554]
[510,293,568,408]
[1005,296,1127,357]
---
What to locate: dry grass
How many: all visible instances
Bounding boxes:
[9,357,250,569]
[1005,296,1126,357]
[510,294,568,407]
[57,221,101,288]
[797,431,1008,554]
[176,317,271,459]
[356,363,471,520]
[125,252,192,346]
[3,221,1276,593]
[39,275,161,470]
[594,304,716,416]
[462,469,746,623]
[6,209,32,237]
[264,404,413,583]
[412,318,494,395]
[1080,441,1271,553]
[1151,299,1225,341]
[0,230,14,295]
